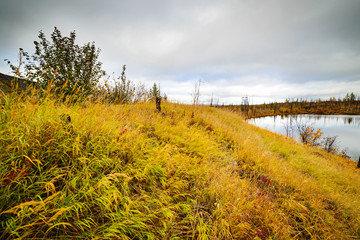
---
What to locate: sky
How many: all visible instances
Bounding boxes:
[1,0,360,104]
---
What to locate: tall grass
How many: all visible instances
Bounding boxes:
[1,89,360,239]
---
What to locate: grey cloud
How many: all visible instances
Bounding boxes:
[1,0,359,103]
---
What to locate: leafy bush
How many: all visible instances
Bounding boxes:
[296,121,323,146]
[6,27,105,98]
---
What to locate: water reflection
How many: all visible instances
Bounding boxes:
[248,115,360,161]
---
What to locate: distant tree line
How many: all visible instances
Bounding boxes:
[221,93,360,118]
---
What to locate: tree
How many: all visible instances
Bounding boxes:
[5,27,105,98]
[150,83,162,112]
[241,96,249,113]
[149,83,161,101]
[192,79,201,105]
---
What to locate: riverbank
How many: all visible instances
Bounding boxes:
[249,114,360,161]
[1,93,360,239]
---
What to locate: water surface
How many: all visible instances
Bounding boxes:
[248,115,360,161]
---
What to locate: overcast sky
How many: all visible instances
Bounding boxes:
[1,0,359,104]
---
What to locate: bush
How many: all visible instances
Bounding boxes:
[296,121,323,146]
[5,27,105,98]
[104,65,135,104]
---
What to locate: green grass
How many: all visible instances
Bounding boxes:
[1,92,360,239]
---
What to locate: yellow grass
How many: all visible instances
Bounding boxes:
[1,91,360,239]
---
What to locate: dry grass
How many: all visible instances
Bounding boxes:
[1,90,360,239]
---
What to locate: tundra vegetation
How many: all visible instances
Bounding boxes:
[1,28,360,239]
[1,86,360,239]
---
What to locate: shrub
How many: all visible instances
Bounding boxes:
[322,136,339,154]
[5,27,105,99]
[104,65,135,104]
[296,121,323,146]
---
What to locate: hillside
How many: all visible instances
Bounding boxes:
[0,72,35,95]
[1,92,360,239]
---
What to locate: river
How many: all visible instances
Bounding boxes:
[248,114,360,161]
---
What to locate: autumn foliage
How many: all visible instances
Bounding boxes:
[222,93,360,119]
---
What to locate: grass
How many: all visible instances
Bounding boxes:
[1,91,360,239]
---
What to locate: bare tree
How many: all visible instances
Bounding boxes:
[192,79,201,105]
[241,96,249,113]
[322,136,339,154]
[134,82,149,103]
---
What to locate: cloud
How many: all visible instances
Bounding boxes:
[1,0,359,103]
